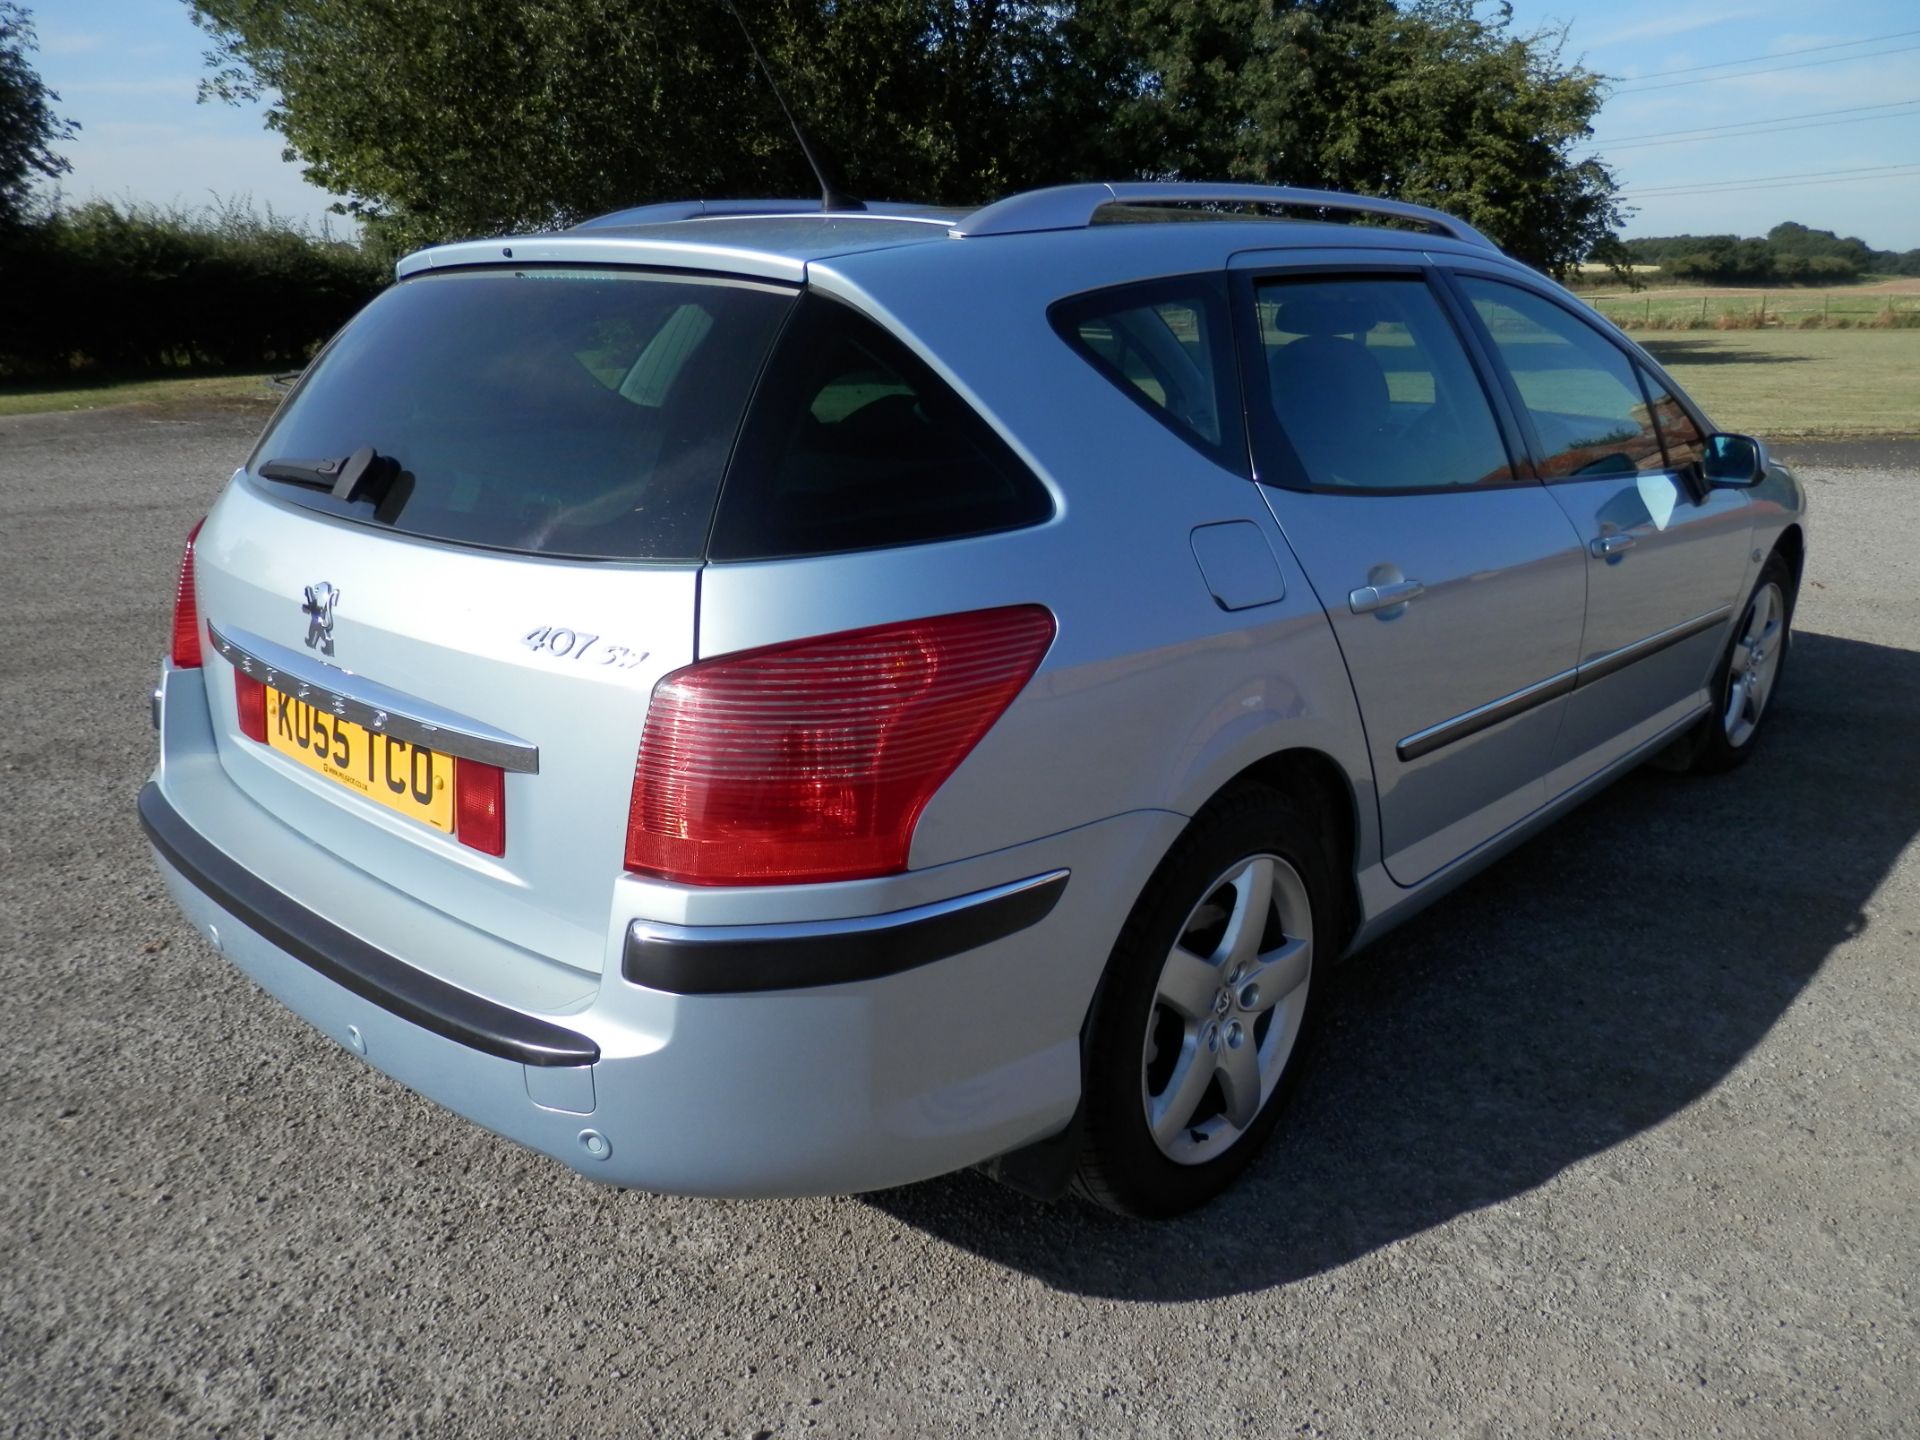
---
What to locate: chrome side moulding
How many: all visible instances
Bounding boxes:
[206,622,540,773]
[624,869,1071,994]
[1397,669,1578,763]
[1575,605,1734,687]
[1396,605,1735,763]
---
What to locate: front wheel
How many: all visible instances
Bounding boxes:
[1684,553,1795,774]
[1072,785,1335,1217]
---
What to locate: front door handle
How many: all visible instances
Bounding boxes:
[1591,533,1636,557]
[1349,579,1426,616]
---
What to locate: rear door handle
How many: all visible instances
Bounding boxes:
[1591,533,1636,557]
[1349,579,1426,615]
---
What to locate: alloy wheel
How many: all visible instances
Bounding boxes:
[1141,853,1313,1165]
[1724,581,1786,748]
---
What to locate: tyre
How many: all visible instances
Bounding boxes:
[1683,553,1795,775]
[1073,784,1336,1217]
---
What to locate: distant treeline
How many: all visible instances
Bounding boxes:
[1620,222,1920,285]
[0,199,387,380]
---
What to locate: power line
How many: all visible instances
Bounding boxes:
[1575,100,1920,151]
[1625,164,1920,198]
[1610,40,1920,95]
[1631,162,1920,193]
[1609,111,1919,152]
[1604,26,1920,83]
[1622,173,1920,199]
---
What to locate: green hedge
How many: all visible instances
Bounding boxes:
[0,200,388,380]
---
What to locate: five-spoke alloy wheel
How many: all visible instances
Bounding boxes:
[1683,552,1795,774]
[1075,784,1335,1217]
[1723,579,1785,748]
[1143,853,1313,1166]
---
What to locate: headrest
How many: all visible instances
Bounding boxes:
[1269,292,1381,338]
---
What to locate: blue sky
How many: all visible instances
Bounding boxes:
[31,0,1920,250]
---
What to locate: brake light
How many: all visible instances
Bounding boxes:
[234,673,267,742]
[625,606,1055,886]
[171,519,205,667]
[454,758,506,857]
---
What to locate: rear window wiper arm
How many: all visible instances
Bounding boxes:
[257,446,407,513]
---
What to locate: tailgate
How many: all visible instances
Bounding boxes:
[194,481,696,975]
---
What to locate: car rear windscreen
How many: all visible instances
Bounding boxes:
[250,268,796,560]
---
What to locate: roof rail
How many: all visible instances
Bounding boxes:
[573,198,958,231]
[573,199,825,230]
[949,182,1499,250]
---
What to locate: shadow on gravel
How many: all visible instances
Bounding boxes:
[867,630,1920,1300]
[1639,338,1811,367]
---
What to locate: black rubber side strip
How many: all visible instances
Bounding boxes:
[623,871,1069,995]
[138,783,599,1067]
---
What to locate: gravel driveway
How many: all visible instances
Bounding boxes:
[2,405,1914,1438]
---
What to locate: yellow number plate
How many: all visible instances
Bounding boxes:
[265,686,454,833]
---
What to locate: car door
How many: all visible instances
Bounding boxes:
[1230,258,1588,887]
[1447,272,1756,792]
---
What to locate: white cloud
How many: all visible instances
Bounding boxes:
[1587,5,1774,50]
[36,30,108,57]
[60,77,201,98]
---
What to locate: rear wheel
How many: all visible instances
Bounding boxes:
[1073,785,1335,1217]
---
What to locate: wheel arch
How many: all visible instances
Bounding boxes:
[1204,745,1363,956]
[1772,523,1806,609]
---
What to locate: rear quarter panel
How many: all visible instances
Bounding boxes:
[699,236,1380,879]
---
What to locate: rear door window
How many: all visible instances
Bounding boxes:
[707,295,1052,560]
[1455,278,1670,479]
[1252,275,1519,491]
[250,269,794,560]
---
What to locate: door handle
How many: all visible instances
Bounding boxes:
[1591,533,1636,557]
[1349,579,1426,615]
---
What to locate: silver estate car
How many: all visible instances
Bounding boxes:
[142,183,1806,1217]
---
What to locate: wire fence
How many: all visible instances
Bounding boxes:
[1581,289,1920,330]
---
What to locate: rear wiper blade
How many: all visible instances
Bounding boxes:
[257,454,350,489]
[257,446,408,518]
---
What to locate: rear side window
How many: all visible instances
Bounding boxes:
[1456,278,1668,479]
[708,296,1052,560]
[1050,274,1243,471]
[1253,275,1518,491]
[251,269,794,560]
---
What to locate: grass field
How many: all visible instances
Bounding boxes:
[1578,276,1920,331]
[1642,329,1920,438]
[0,372,280,418]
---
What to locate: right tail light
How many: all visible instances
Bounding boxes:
[624,606,1055,886]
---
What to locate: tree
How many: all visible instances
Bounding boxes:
[188,0,1618,273]
[0,2,78,229]
[1073,0,1621,275]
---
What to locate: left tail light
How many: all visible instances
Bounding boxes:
[234,673,267,742]
[170,519,205,667]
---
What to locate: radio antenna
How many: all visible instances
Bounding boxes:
[719,0,866,213]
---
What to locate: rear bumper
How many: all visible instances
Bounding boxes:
[144,663,1182,1195]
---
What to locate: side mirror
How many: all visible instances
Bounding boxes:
[1700,433,1765,488]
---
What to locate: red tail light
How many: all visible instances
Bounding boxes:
[455,758,506,857]
[625,606,1056,886]
[171,519,206,667]
[234,673,268,742]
